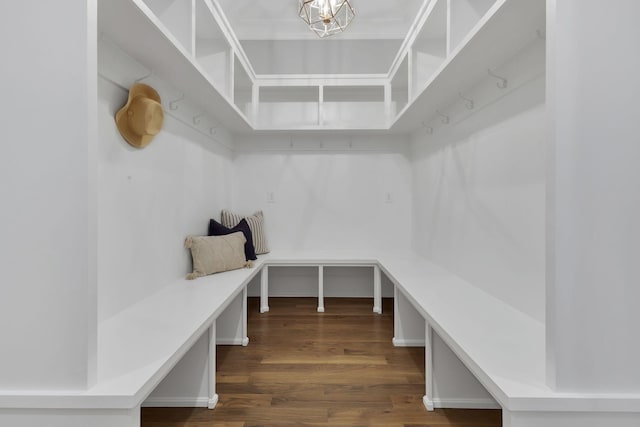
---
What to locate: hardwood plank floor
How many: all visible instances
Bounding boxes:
[142,297,501,427]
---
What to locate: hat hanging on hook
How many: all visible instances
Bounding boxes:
[115,83,164,149]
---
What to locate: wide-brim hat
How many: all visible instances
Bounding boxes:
[115,83,164,148]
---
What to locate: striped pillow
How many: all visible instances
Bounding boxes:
[221,210,269,254]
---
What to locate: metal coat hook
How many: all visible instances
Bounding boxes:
[169,94,184,111]
[135,69,153,83]
[436,110,450,125]
[209,120,219,135]
[488,69,508,89]
[459,92,474,110]
[192,114,204,125]
[536,28,546,40]
[421,121,433,134]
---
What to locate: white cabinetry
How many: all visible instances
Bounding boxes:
[99,0,544,132]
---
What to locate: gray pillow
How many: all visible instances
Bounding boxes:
[184,232,250,280]
[221,210,269,254]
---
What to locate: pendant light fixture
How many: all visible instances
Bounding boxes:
[299,0,355,38]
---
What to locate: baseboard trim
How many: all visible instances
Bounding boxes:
[142,397,210,408]
[217,337,246,345]
[143,396,498,410]
[432,398,500,409]
[423,395,435,411]
[392,337,425,347]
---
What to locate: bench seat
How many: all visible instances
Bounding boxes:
[3,250,639,416]
[378,253,640,412]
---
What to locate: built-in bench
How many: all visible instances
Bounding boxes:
[2,251,639,427]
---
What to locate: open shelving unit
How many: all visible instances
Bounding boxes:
[98,0,252,132]
[390,0,545,131]
[98,0,545,133]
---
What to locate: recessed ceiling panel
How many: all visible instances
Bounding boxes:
[216,0,426,41]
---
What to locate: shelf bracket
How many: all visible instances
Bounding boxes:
[488,69,508,89]
[436,110,450,125]
[459,93,474,110]
[134,68,153,83]
[169,94,184,111]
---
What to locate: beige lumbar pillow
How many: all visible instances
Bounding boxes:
[221,210,269,254]
[184,232,253,280]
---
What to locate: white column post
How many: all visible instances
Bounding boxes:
[260,265,269,313]
[242,286,249,346]
[373,265,382,314]
[392,285,399,345]
[208,321,219,409]
[423,321,435,411]
[317,265,325,313]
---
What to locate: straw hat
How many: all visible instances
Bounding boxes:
[115,83,164,148]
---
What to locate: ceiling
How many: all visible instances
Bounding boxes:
[216,0,426,41]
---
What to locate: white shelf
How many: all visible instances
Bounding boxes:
[391,0,545,131]
[98,0,544,133]
[411,0,447,99]
[98,0,252,132]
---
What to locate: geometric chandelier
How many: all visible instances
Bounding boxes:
[298,0,356,38]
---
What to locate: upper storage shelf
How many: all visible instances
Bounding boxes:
[391,0,545,131]
[98,0,252,132]
[98,0,545,133]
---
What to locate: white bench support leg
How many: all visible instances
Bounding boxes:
[242,286,249,346]
[392,284,399,345]
[373,265,382,314]
[260,265,269,313]
[423,322,435,411]
[317,265,325,313]
[208,321,219,409]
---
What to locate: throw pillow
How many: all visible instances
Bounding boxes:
[184,232,251,280]
[208,218,257,261]
[220,210,269,254]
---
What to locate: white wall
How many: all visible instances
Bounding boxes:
[232,135,412,297]
[97,49,236,322]
[0,1,97,390]
[546,0,640,393]
[410,46,546,322]
[232,135,412,251]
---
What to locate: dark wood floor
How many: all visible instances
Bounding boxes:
[142,297,501,426]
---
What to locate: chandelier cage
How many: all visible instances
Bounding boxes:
[298,0,356,38]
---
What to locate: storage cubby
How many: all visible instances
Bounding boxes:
[322,86,386,128]
[448,0,497,54]
[257,86,319,128]
[390,56,409,117]
[142,0,194,54]
[233,56,253,119]
[411,0,447,98]
[195,0,232,98]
